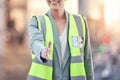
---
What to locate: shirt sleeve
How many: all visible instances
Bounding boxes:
[83,17,95,80]
[29,16,45,63]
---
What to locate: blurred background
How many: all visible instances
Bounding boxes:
[0,0,120,80]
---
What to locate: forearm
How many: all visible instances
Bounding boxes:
[84,32,94,80]
[83,16,94,80]
[84,48,94,80]
[29,17,45,62]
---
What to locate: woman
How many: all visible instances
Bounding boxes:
[28,0,94,80]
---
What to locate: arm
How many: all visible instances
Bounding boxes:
[29,17,45,62]
[83,18,94,80]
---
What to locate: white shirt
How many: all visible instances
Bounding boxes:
[59,25,67,62]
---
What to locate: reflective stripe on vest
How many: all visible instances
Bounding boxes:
[29,14,86,80]
[29,15,54,80]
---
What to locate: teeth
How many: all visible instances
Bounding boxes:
[50,0,58,3]
[52,2,57,3]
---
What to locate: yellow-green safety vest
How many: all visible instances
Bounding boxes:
[29,14,86,80]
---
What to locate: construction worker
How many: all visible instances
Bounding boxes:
[27,0,94,80]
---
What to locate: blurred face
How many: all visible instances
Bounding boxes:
[46,0,65,11]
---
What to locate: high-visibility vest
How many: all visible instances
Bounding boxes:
[28,13,87,80]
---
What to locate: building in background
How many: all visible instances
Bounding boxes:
[0,0,6,79]
[0,0,30,80]
[104,0,120,37]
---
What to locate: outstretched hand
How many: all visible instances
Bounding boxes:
[41,42,51,60]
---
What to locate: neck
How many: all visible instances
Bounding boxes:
[51,9,66,20]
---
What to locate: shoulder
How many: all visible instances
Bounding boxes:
[75,14,86,20]
[32,15,44,21]
[68,13,86,20]
[30,15,45,24]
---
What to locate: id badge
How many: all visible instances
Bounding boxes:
[72,36,83,48]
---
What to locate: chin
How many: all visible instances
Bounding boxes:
[50,7,59,11]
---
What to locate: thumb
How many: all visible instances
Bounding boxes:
[48,42,51,48]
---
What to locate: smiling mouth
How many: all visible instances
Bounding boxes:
[50,0,59,4]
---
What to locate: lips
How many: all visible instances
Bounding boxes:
[49,0,59,4]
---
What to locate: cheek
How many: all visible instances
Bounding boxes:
[46,0,50,5]
[60,1,64,7]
